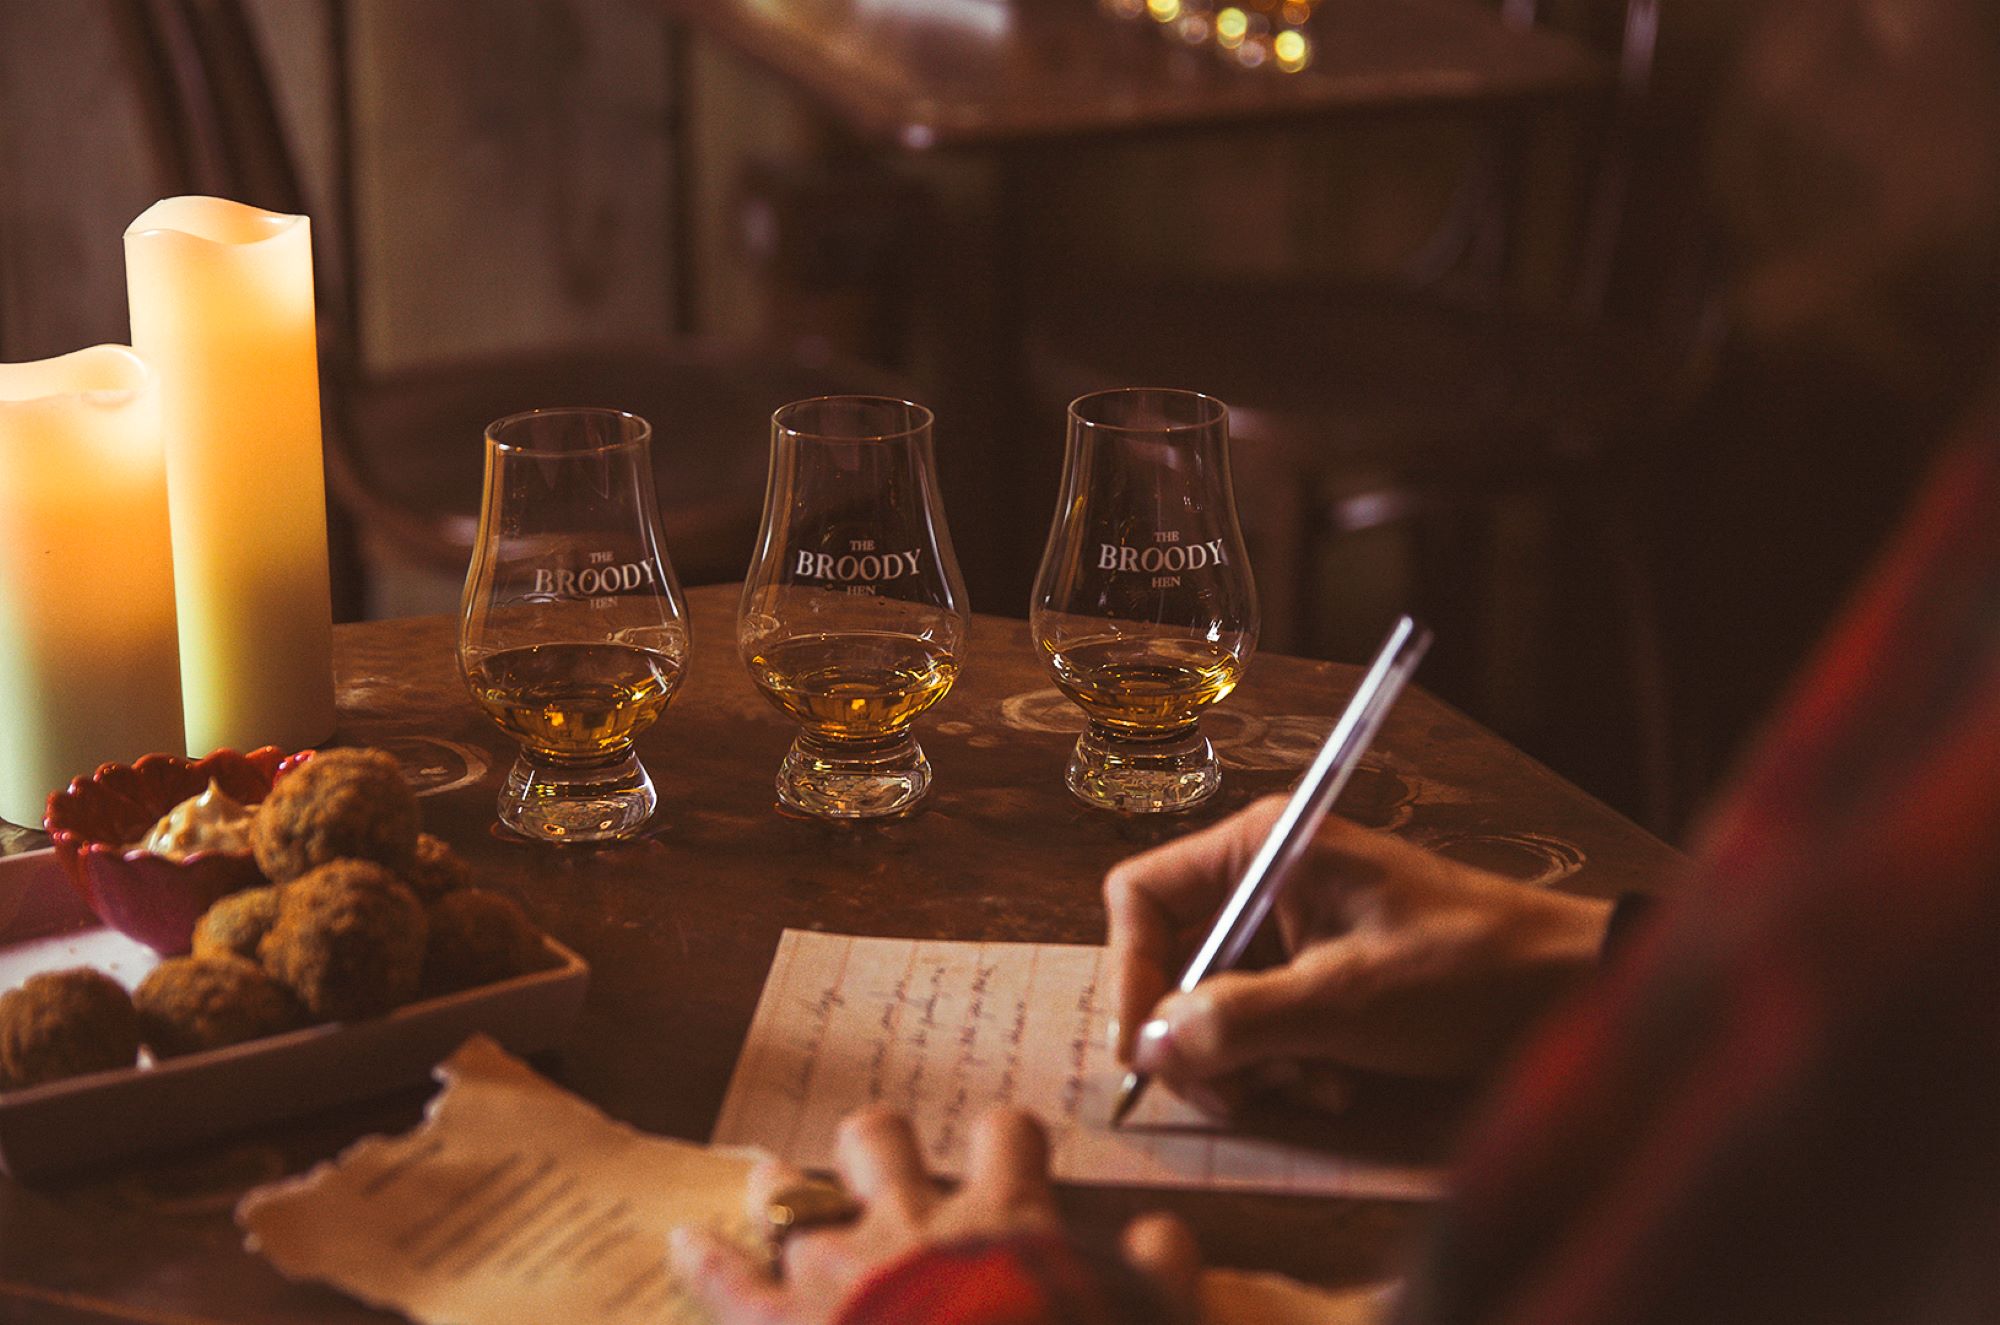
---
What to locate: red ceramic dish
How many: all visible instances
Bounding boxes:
[43,748,312,955]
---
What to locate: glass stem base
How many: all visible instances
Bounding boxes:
[777,731,932,820]
[499,749,656,843]
[1065,721,1220,813]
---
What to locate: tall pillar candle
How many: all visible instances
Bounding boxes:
[126,196,336,754]
[0,346,187,827]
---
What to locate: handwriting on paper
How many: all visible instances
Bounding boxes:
[713,931,1444,1200]
[237,1038,1393,1325]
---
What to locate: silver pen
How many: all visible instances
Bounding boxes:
[1110,615,1433,1127]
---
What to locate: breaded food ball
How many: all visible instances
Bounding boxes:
[259,861,427,1021]
[402,832,473,902]
[0,969,140,1090]
[251,748,419,883]
[422,889,552,996]
[192,885,285,963]
[135,956,303,1057]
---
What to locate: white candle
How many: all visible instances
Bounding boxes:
[125,196,336,755]
[0,346,186,827]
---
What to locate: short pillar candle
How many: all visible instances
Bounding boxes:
[125,196,336,755]
[0,346,187,827]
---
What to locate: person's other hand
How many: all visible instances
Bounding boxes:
[1106,798,1613,1118]
[671,1106,1199,1324]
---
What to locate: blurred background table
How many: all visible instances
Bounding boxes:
[678,0,1610,150]
[6,0,1724,844]
[0,584,1682,1322]
[672,0,1619,617]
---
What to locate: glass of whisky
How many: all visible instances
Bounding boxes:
[739,396,969,819]
[1030,388,1258,812]
[459,408,689,842]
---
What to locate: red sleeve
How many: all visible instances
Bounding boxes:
[834,1234,1186,1325]
[1400,412,2000,1323]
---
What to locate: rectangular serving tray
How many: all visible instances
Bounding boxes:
[0,848,589,1180]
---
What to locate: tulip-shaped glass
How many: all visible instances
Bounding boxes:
[739,397,969,818]
[1030,388,1258,812]
[459,408,689,842]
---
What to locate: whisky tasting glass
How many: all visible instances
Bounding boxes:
[739,397,969,819]
[459,408,689,842]
[1030,388,1258,812]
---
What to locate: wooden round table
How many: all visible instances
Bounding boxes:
[0,585,1681,1321]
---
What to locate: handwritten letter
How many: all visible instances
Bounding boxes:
[712,931,1444,1200]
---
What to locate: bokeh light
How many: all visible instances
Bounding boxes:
[1273,28,1311,72]
[1111,0,1315,74]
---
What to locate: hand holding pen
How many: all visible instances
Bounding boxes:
[1103,620,1618,1123]
[1109,617,1430,1125]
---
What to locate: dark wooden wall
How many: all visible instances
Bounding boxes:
[0,0,681,371]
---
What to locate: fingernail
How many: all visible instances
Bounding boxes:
[667,1227,697,1266]
[1105,1016,1122,1058]
[1132,1018,1173,1074]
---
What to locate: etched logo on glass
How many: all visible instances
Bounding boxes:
[530,550,663,605]
[791,540,925,594]
[1095,532,1229,587]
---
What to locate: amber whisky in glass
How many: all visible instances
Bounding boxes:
[1031,388,1258,812]
[740,397,969,818]
[460,408,688,841]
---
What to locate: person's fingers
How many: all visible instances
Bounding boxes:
[1140,1059,1354,1122]
[1272,815,1397,940]
[964,1108,1053,1212]
[1104,797,1289,1058]
[1104,796,1289,937]
[1102,860,1193,1063]
[1105,942,1171,1065]
[1128,958,1355,1085]
[1283,1063,1355,1115]
[742,1157,813,1227]
[669,1227,785,1325]
[1175,1073,1247,1122]
[835,1107,934,1220]
[1120,1212,1202,1302]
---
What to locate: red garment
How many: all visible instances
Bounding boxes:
[834,403,2000,1324]
[1402,406,2000,1322]
[834,1234,1184,1325]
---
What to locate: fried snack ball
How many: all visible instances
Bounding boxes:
[192,885,285,963]
[0,968,140,1090]
[402,832,473,903]
[259,861,428,1021]
[135,956,303,1057]
[421,889,552,996]
[252,748,420,883]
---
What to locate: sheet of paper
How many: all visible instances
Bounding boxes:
[238,1032,1395,1325]
[1203,1270,1396,1325]
[238,1036,767,1325]
[712,930,1445,1200]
